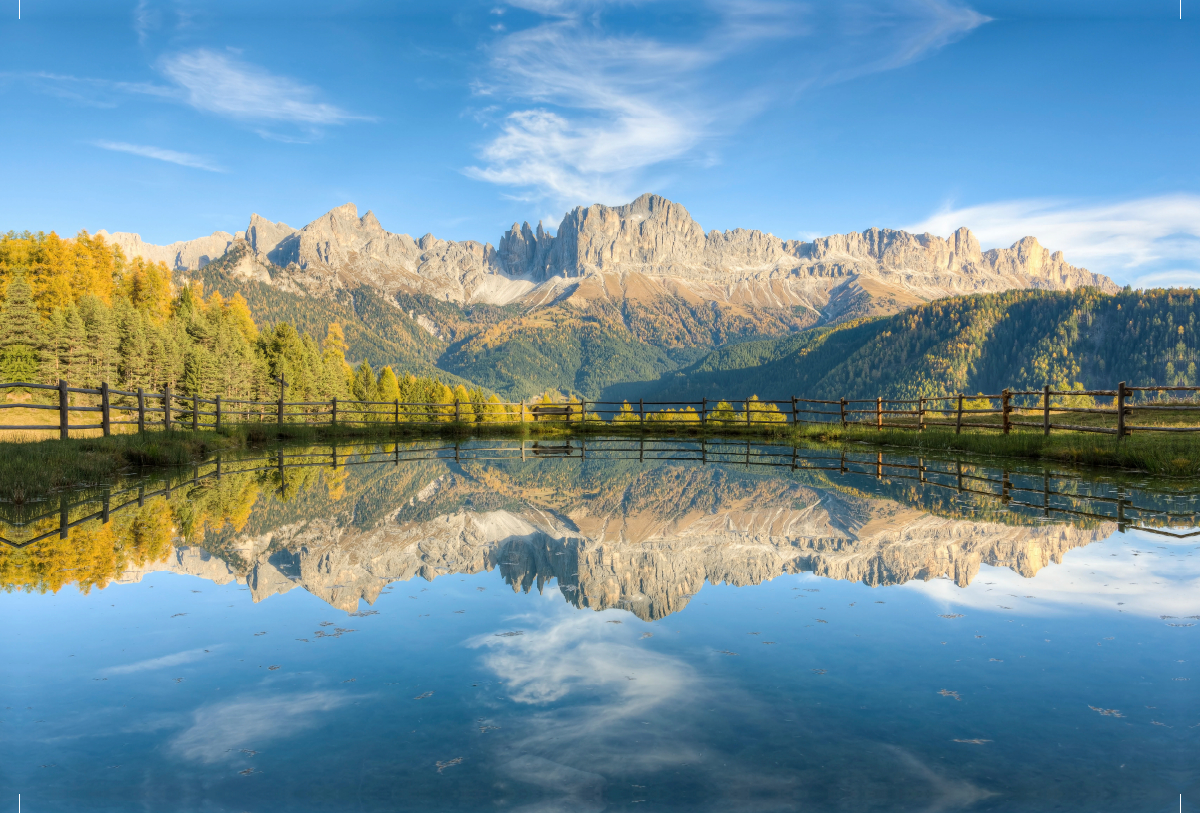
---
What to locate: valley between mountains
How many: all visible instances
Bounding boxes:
[101,193,1157,401]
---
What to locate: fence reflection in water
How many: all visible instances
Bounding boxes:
[2,438,1197,550]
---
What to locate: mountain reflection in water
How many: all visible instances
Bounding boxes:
[3,440,1190,617]
[2,440,1197,813]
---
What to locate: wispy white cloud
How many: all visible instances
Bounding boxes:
[170,691,351,763]
[159,49,359,126]
[467,0,987,207]
[101,646,215,676]
[94,140,226,172]
[133,0,159,45]
[909,194,1200,287]
[21,49,361,138]
[902,529,1200,620]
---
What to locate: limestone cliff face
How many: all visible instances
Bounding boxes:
[102,194,1117,318]
[122,464,1113,618]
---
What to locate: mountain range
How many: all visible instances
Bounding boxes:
[99,195,1120,399]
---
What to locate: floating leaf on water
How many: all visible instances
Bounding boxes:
[716,650,739,656]
[939,614,964,619]
[268,666,280,671]
[1089,705,1124,717]
[953,738,991,744]
[414,691,434,699]
[640,633,653,639]
[494,631,524,637]
[938,689,961,700]
[436,757,463,773]
[606,620,622,624]
[812,669,827,675]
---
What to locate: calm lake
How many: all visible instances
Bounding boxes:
[2,439,1197,812]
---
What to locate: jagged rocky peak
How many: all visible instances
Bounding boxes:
[102,193,1119,309]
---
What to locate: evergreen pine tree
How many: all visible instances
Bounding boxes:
[117,298,149,389]
[0,273,48,384]
[43,308,64,383]
[77,295,119,387]
[59,303,86,384]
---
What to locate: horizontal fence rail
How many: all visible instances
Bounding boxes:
[2,379,1200,439]
[2,439,1196,549]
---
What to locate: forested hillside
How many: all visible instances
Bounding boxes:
[0,230,483,406]
[191,246,477,388]
[647,288,1200,401]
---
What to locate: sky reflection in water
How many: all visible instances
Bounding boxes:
[1,441,1197,812]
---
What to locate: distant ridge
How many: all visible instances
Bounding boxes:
[99,193,1117,324]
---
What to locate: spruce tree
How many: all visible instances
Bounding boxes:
[117,299,148,389]
[78,295,119,387]
[0,273,48,384]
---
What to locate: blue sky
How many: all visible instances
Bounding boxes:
[1,0,1196,286]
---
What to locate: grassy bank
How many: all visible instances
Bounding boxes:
[787,424,1200,478]
[2,418,1197,506]
[0,420,602,503]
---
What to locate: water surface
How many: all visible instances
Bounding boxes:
[2,440,1197,811]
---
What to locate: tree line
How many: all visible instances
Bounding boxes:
[0,230,492,410]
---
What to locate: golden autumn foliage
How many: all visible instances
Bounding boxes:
[0,497,173,594]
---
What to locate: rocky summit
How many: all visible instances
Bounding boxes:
[100,193,1116,324]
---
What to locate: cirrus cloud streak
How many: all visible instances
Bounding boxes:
[94,140,226,172]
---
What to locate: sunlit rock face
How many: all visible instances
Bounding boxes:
[101,194,1116,319]
[118,460,1114,618]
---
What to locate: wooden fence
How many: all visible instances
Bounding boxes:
[2,440,1196,549]
[2,379,1200,439]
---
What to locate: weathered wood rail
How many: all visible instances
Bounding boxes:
[2,379,1200,439]
[2,439,1196,549]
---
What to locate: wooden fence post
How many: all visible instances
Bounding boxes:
[877,397,883,432]
[192,392,198,430]
[520,399,526,425]
[164,385,172,431]
[702,397,708,428]
[331,396,337,427]
[100,382,111,437]
[1043,384,1050,436]
[58,379,69,440]
[840,397,847,428]
[639,398,645,428]
[1116,381,1127,438]
[395,398,399,426]
[745,399,751,427]
[918,397,925,432]
[455,398,461,423]
[955,394,963,435]
[215,395,222,432]
[276,375,286,426]
[137,387,145,433]
[791,396,798,426]
[1001,389,1011,435]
